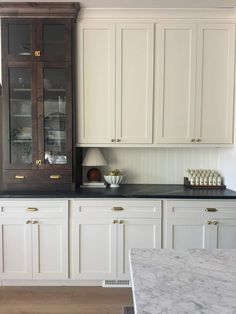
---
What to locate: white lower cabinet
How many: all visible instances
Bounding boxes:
[32,219,68,280]
[117,218,161,279]
[0,219,32,279]
[0,200,68,280]
[71,200,162,281]
[164,200,236,249]
[71,218,117,280]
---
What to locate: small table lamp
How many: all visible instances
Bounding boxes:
[81,148,107,182]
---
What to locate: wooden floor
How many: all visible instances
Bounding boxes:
[0,286,133,314]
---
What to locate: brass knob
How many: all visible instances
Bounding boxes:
[116,139,121,142]
[113,220,118,224]
[206,221,212,225]
[26,207,38,212]
[205,208,217,212]
[212,221,218,225]
[112,207,124,211]
[196,139,201,143]
[34,50,41,57]
[111,139,116,142]
[50,175,62,179]
[15,175,25,179]
[32,220,38,224]
[26,220,31,224]
[119,220,125,224]
[191,139,195,142]
[36,159,42,166]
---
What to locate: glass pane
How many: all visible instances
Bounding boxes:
[9,68,32,164]
[43,24,65,58]
[8,24,31,56]
[44,68,67,165]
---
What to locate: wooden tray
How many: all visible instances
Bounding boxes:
[184,177,226,189]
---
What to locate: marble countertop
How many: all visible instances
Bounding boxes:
[129,249,236,314]
[1,184,236,198]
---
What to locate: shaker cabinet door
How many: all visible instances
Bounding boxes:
[165,218,210,249]
[71,218,117,280]
[210,219,236,249]
[0,219,32,279]
[116,23,154,144]
[32,218,68,279]
[155,23,196,144]
[77,23,116,144]
[117,218,161,279]
[195,24,235,144]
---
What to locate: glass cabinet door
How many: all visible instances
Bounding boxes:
[40,20,71,60]
[8,67,34,167]
[2,19,34,59]
[38,64,71,167]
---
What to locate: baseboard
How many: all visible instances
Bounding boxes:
[1,280,102,286]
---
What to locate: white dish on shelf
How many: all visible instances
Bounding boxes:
[104,175,123,188]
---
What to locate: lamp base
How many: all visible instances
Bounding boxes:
[87,167,101,182]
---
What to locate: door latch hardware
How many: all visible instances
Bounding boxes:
[36,159,42,166]
[34,50,41,57]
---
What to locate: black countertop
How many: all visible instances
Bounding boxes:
[0,184,236,199]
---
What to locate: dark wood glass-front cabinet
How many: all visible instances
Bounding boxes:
[1,18,75,190]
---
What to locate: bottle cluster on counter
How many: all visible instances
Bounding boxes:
[186,169,223,186]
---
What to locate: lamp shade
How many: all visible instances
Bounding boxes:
[81,148,107,166]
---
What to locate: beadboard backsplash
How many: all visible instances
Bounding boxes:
[82,147,223,185]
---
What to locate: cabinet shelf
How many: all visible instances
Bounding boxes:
[12,114,32,118]
[12,139,32,143]
[45,89,66,92]
[12,88,31,92]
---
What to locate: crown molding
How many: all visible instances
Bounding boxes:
[78,7,236,20]
[0,2,80,18]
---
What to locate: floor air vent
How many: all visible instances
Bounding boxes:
[102,280,131,288]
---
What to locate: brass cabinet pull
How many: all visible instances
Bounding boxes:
[116,139,121,142]
[50,175,62,179]
[112,207,124,211]
[34,50,41,57]
[26,207,38,212]
[206,221,212,225]
[36,159,42,166]
[119,220,125,224]
[15,175,25,179]
[191,139,195,142]
[26,220,31,224]
[205,208,217,212]
[113,220,118,224]
[196,139,201,143]
[111,139,116,142]
[32,220,38,224]
[212,221,218,225]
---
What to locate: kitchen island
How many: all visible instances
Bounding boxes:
[130,249,236,314]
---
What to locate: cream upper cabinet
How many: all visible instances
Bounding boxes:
[77,22,116,144]
[195,24,235,144]
[115,23,154,144]
[155,22,235,145]
[77,22,154,145]
[155,23,197,144]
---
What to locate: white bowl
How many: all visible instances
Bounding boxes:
[104,175,123,188]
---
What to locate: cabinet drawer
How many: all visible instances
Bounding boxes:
[165,200,236,219]
[0,200,68,218]
[71,199,161,218]
[4,170,73,190]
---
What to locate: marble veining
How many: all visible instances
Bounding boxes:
[129,249,236,314]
